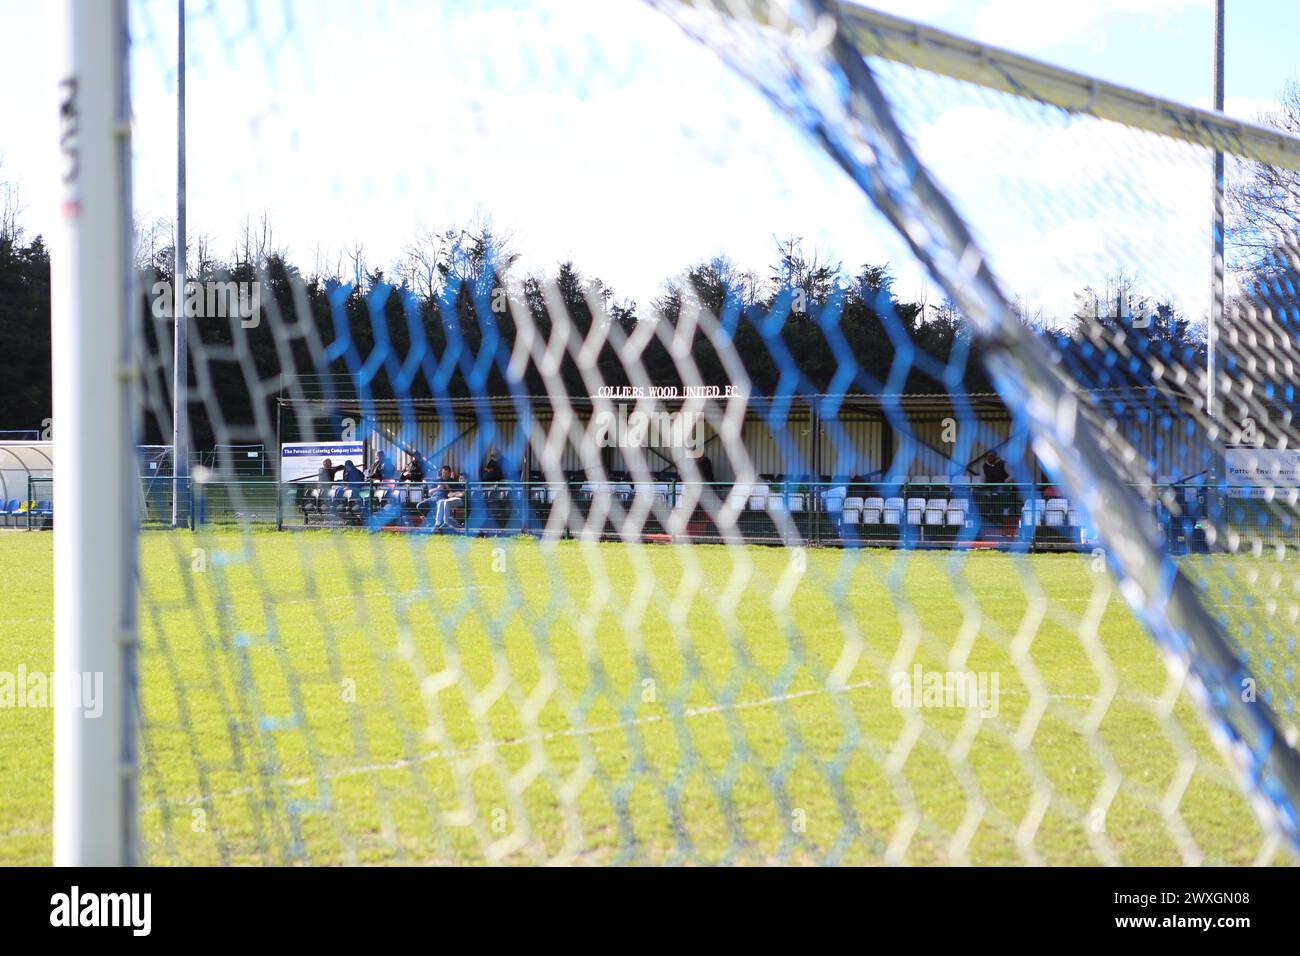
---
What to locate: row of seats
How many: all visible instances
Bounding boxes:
[0,499,51,525]
[840,496,970,527]
[521,484,1088,530]
[303,485,404,513]
[837,496,1084,529]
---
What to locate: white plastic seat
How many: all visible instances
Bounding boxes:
[842,496,863,525]
[924,498,947,525]
[883,506,901,525]
[1067,508,1081,527]
[823,487,847,513]
[629,483,658,506]
[787,493,805,512]
[1044,498,1069,527]
[767,494,788,513]
[748,486,770,510]
[1021,498,1046,526]
[946,507,966,526]
[726,484,750,510]
[906,497,925,525]
[862,504,883,523]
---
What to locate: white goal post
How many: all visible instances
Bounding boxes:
[52,0,137,866]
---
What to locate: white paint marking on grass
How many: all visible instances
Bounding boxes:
[0,677,1196,841]
[141,583,491,614]
[129,682,1174,817]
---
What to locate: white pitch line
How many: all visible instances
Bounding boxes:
[0,680,1190,841]
[141,682,1173,810]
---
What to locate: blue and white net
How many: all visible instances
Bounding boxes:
[119,0,1300,865]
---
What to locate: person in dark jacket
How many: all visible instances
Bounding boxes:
[981,450,1010,484]
[979,450,1012,535]
[400,453,425,483]
[367,450,396,482]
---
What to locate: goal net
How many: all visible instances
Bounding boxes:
[58,0,1300,865]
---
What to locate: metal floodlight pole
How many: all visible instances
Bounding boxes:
[1209,0,1224,436]
[171,0,189,527]
[54,0,137,866]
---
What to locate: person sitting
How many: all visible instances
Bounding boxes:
[431,469,466,531]
[418,464,454,524]
[481,449,504,484]
[314,458,341,512]
[340,459,365,486]
[367,450,396,482]
[400,453,425,484]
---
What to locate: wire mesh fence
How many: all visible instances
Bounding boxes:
[96,0,1300,865]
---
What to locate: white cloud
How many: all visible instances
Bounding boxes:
[1192,94,1286,126]
[856,0,1211,54]
[122,0,899,305]
[969,0,1210,53]
[893,86,1214,322]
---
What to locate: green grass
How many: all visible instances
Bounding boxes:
[0,529,1284,865]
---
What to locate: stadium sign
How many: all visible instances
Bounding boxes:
[1224,447,1300,487]
[281,441,365,483]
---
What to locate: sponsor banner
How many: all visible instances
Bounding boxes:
[1225,447,1300,487]
[280,441,364,483]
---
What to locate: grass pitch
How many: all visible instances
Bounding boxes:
[0,529,1282,865]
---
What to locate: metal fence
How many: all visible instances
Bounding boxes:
[269,478,1218,553]
[14,475,1297,555]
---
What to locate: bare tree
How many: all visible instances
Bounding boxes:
[398,225,453,300]
[234,212,281,268]
[770,235,840,308]
[0,161,24,243]
[1229,80,1300,269]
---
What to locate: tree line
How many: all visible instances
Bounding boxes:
[0,217,1228,448]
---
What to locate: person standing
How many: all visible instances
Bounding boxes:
[981,450,1009,484]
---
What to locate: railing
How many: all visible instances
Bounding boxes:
[266,478,1169,552]
[18,477,54,530]
[15,475,1297,555]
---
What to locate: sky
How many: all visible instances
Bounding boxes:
[2,0,1299,320]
